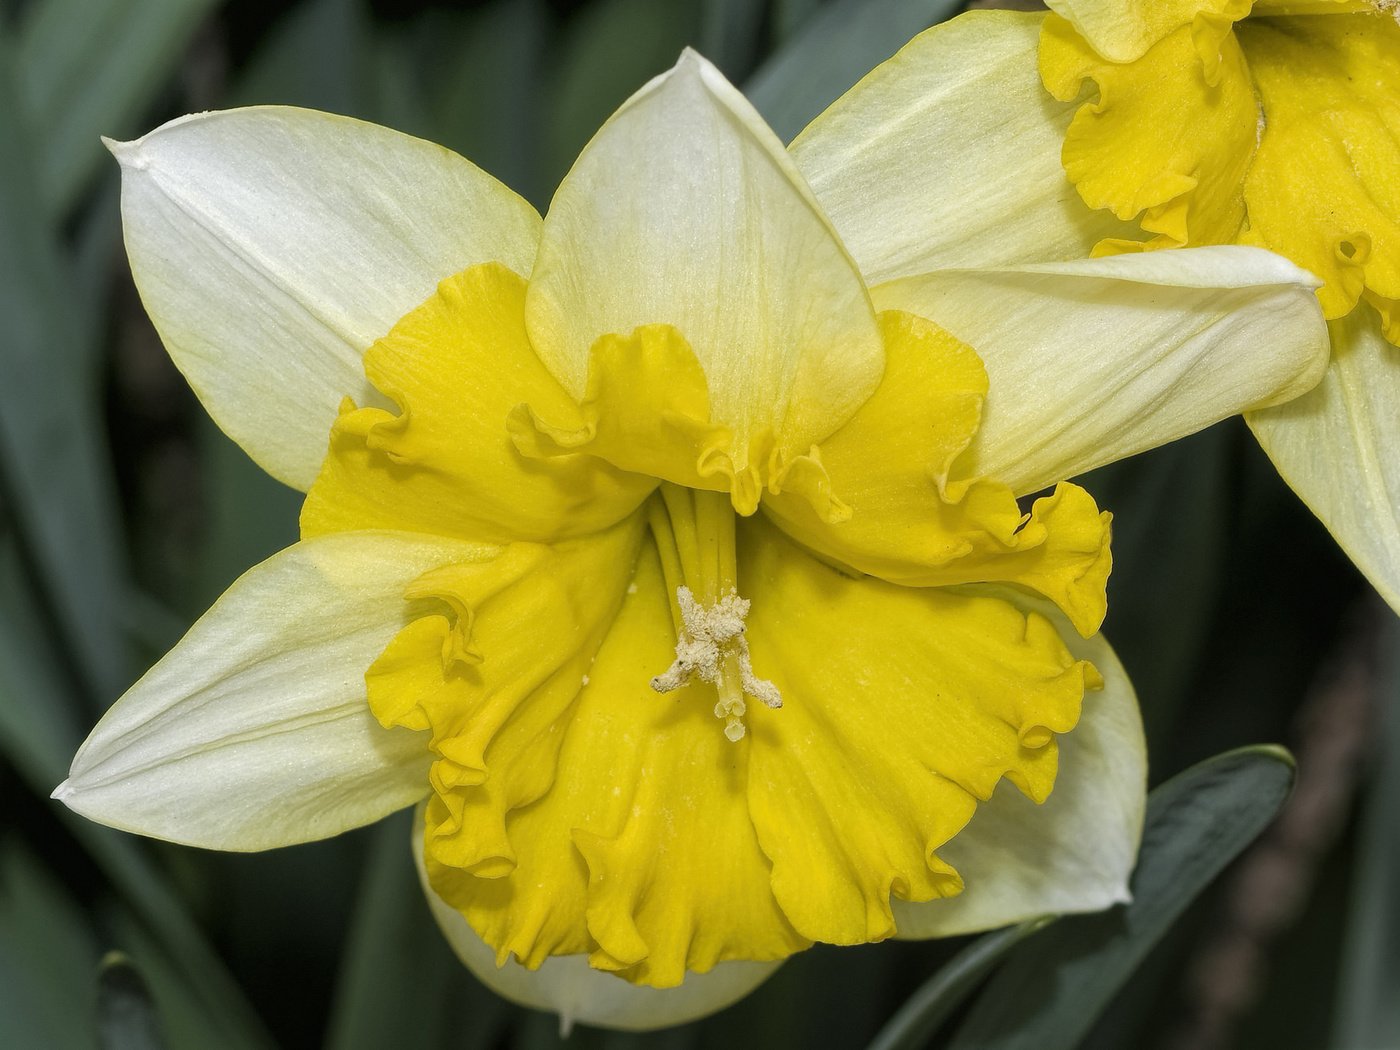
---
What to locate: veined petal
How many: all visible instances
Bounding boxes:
[112,107,543,491]
[872,246,1331,496]
[412,810,781,1033]
[300,263,653,544]
[1041,14,1258,250]
[1236,13,1400,324]
[425,541,807,987]
[524,49,883,461]
[1043,0,1250,62]
[741,516,1102,947]
[894,597,1145,937]
[763,310,1112,637]
[1248,307,1400,614]
[53,532,498,849]
[790,12,1135,284]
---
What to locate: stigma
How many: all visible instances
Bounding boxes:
[650,585,782,741]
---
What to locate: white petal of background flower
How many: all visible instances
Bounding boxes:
[113,107,543,491]
[789,11,1135,286]
[55,531,500,849]
[873,245,1331,496]
[1249,307,1400,614]
[411,807,781,1033]
[893,603,1146,938]
[525,49,883,453]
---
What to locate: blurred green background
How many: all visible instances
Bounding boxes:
[1,0,1396,1047]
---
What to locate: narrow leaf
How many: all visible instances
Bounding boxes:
[946,746,1297,1050]
[865,919,1055,1050]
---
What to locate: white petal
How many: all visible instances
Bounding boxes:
[113,107,543,491]
[525,49,882,454]
[54,532,495,850]
[894,600,1146,938]
[411,809,780,1033]
[789,11,1135,285]
[872,245,1331,495]
[1248,307,1400,614]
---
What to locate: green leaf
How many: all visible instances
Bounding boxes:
[14,0,218,219]
[699,0,768,80]
[744,0,963,142]
[0,38,128,704]
[0,836,99,1048]
[945,746,1297,1050]
[1331,613,1400,1050]
[865,919,1055,1050]
[98,953,166,1050]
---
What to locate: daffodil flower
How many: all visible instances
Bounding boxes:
[937,0,1400,609]
[56,49,1330,1030]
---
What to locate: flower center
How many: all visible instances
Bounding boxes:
[645,484,781,741]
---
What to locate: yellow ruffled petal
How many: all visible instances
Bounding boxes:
[300,263,654,544]
[369,514,644,890]
[1041,14,1258,250]
[741,515,1101,946]
[1236,13,1400,323]
[421,539,807,988]
[763,310,1111,636]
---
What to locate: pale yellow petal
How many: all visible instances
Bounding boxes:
[55,532,495,849]
[790,12,1135,284]
[110,107,542,491]
[1248,307,1400,613]
[872,247,1330,497]
[525,49,882,461]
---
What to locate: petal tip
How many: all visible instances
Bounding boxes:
[50,778,73,803]
[103,135,145,169]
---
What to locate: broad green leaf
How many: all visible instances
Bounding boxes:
[1331,612,1400,1050]
[865,919,1054,1050]
[14,0,217,219]
[0,837,99,1048]
[0,40,127,703]
[744,0,964,142]
[98,953,166,1050]
[946,746,1296,1050]
[325,811,508,1050]
[773,0,828,42]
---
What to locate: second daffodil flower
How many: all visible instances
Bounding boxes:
[57,50,1330,1030]
[1032,0,1400,609]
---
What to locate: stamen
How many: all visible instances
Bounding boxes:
[651,585,782,741]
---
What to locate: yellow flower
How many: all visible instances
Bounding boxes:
[56,49,1329,1030]
[1036,0,1400,611]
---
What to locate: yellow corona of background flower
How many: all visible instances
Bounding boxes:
[55,47,1329,1030]
[1036,0,1400,612]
